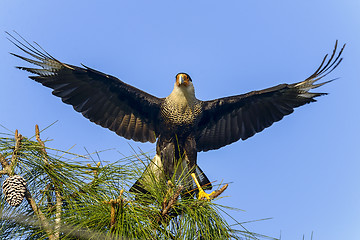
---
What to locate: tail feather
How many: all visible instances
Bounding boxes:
[194,166,212,190]
[129,154,163,194]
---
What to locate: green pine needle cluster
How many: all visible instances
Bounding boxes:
[0,126,277,240]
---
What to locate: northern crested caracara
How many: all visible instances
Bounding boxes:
[8,32,345,199]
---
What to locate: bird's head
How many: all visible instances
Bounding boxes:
[170,73,196,101]
[176,73,192,87]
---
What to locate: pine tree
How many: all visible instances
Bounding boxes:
[0,125,276,240]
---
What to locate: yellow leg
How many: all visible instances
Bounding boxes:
[191,173,215,200]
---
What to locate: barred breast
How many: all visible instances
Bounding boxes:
[161,97,203,127]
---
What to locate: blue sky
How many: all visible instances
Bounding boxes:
[1,1,359,239]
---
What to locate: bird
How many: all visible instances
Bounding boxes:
[7,32,345,199]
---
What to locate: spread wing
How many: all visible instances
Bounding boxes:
[8,33,163,143]
[196,41,345,152]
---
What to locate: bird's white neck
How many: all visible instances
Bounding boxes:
[167,83,197,106]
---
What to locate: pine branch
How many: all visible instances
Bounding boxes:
[161,185,183,217]
[10,130,23,174]
[54,190,62,239]
[24,188,55,240]
[35,124,62,239]
[0,126,276,240]
[0,130,23,177]
[35,124,48,164]
[209,183,229,200]
[0,153,9,176]
[104,189,126,228]
[0,128,56,239]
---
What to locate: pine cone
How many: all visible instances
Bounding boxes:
[2,175,27,207]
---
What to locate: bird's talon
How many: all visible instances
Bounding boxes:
[198,189,216,200]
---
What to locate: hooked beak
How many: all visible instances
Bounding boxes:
[178,74,184,85]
